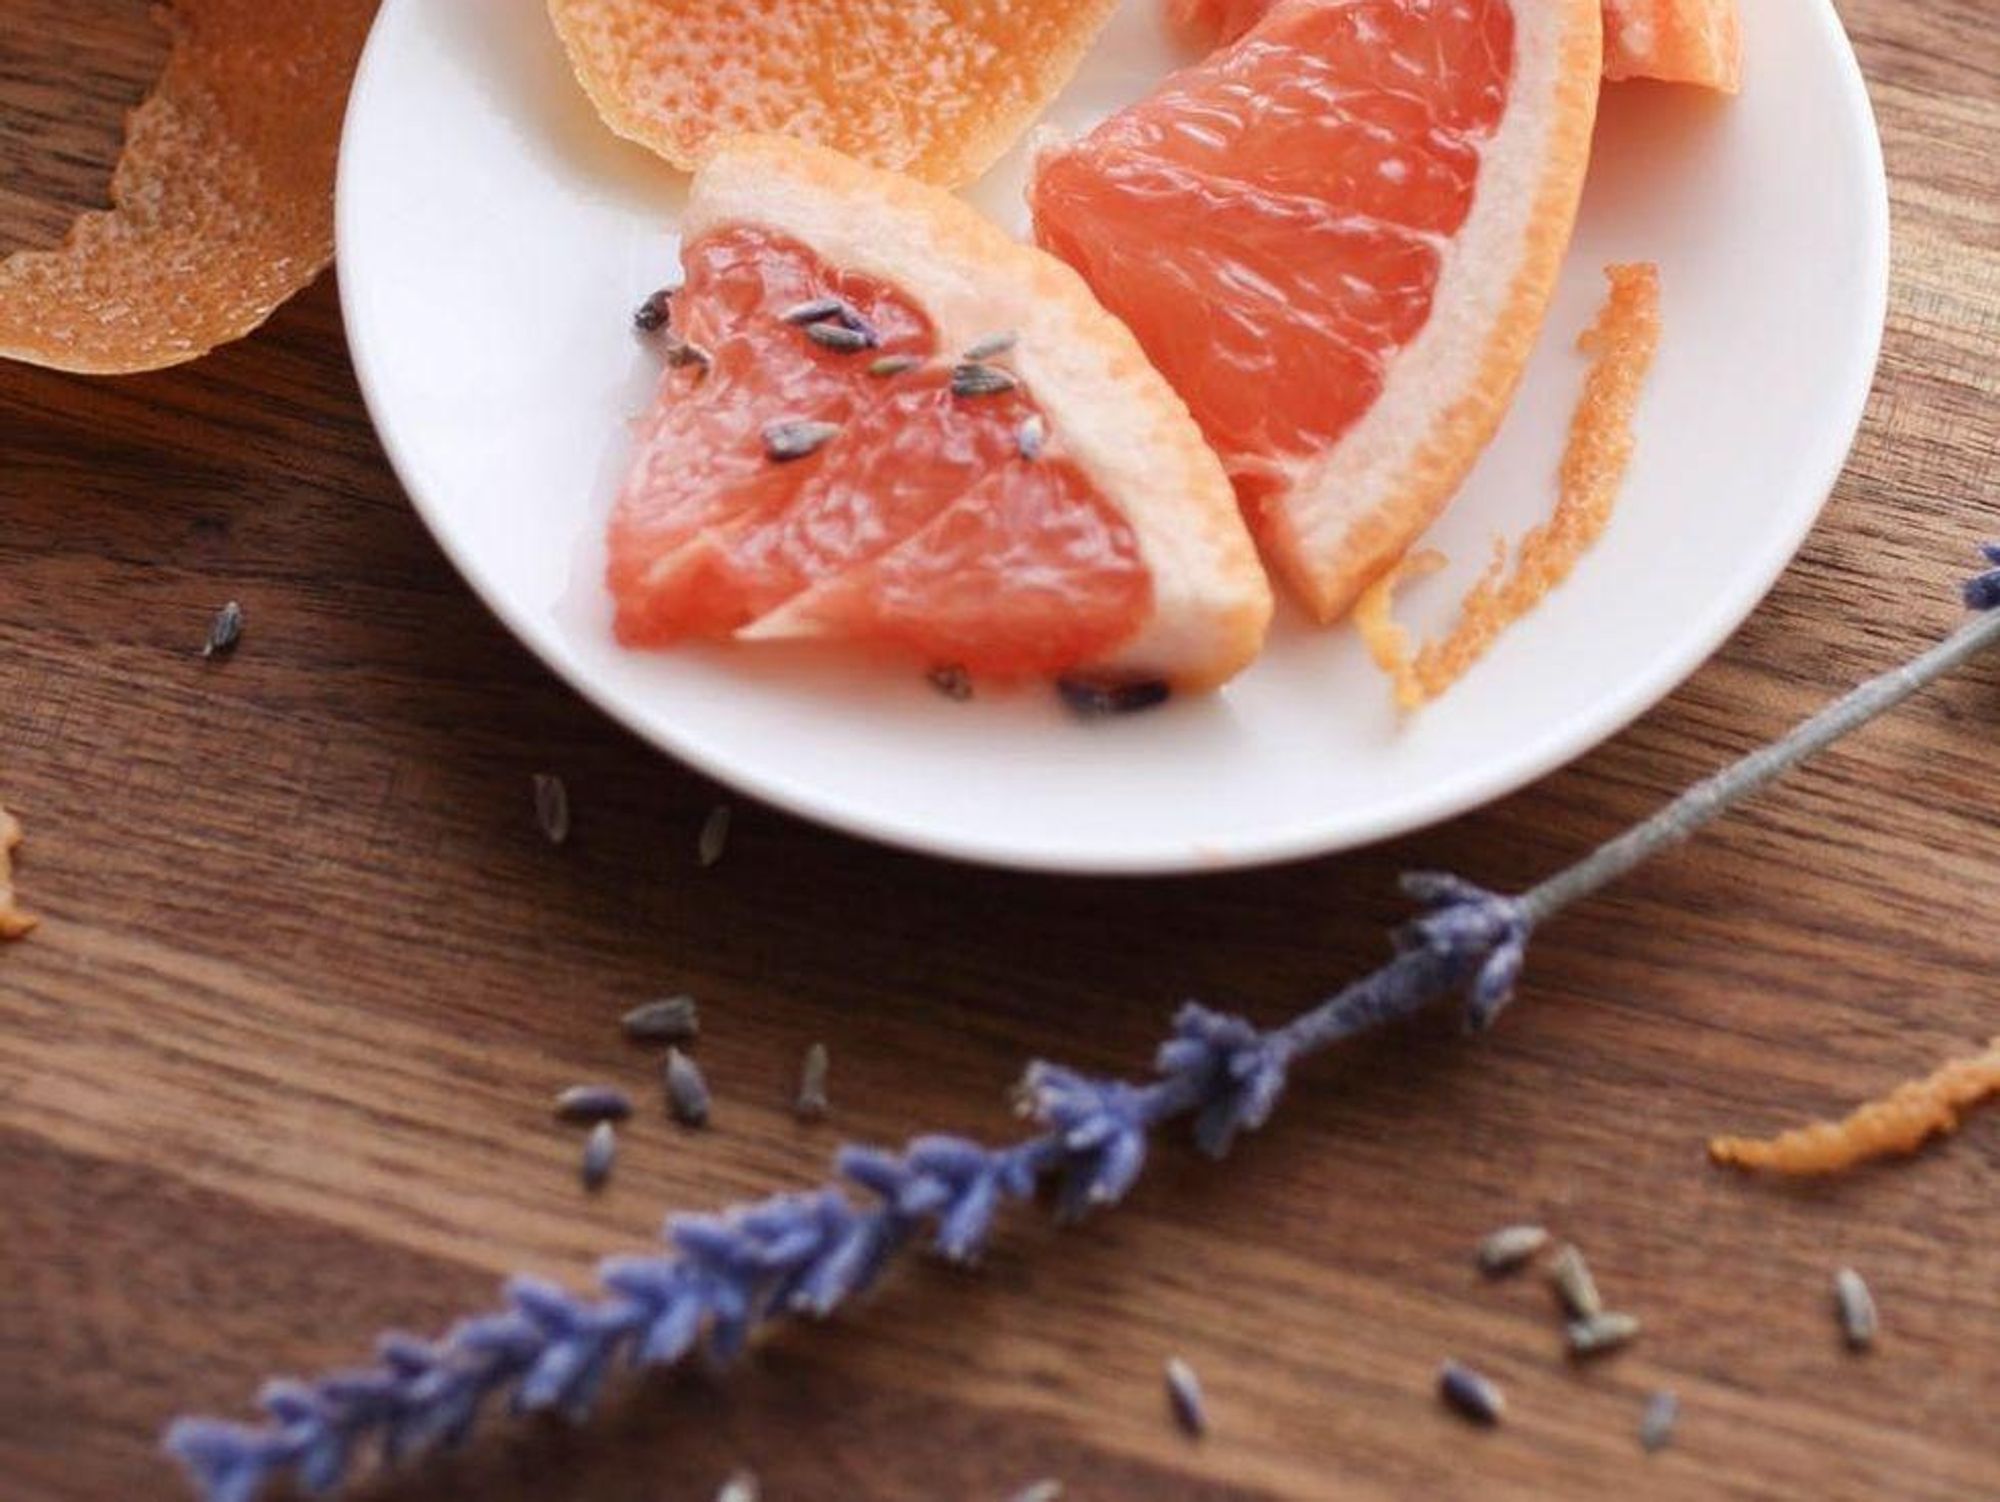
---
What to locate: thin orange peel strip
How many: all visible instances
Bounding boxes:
[1354,263,1662,710]
[0,806,36,940]
[1710,1037,2000,1175]
[0,0,377,375]
[546,0,1119,188]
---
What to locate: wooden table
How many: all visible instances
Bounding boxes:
[4,3,1997,1498]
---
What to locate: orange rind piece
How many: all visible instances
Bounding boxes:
[1,807,37,940]
[546,0,1120,187]
[1354,263,1661,708]
[0,0,377,376]
[1711,1037,2000,1175]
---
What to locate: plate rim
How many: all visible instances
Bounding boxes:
[334,0,1890,876]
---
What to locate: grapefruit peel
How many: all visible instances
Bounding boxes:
[1711,1037,2000,1175]
[0,0,377,376]
[1354,262,1661,709]
[0,807,36,941]
[547,0,1121,187]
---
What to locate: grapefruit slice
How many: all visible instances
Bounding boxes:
[1602,0,1740,92]
[547,0,1120,187]
[607,135,1271,689]
[1032,0,1602,622]
[1169,0,1738,90]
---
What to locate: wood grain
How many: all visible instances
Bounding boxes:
[4,3,1999,1499]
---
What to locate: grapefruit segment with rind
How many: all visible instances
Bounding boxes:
[1168,0,1739,90]
[1032,0,1603,622]
[606,135,1271,689]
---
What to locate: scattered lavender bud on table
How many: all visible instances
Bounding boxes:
[1008,1482,1064,1502]
[1639,1390,1679,1453]
[665,1047,711,1127]
[1548,1244,1603,1320]
[1834,1267,1877,1350]
[201,601,243,658]
[698,804,732,867]
[160,550,2000,1502]
[1565,1310,1641,1357]
[532,773,571,846]
[794,1042,830,1121]
[715,1470,759,1502]
[1476,1223,1549,1275]
[581,1121,616,1192]
[1164,1356,1207,1437]
[621,995,700,1045]
[553,1084,632,1124]
[1438,1361,1504,1426]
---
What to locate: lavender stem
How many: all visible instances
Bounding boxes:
[1519,607,2000,923]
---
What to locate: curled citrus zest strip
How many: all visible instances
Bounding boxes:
[1710,1037,2000,1175]
[1353,549,1447,712]
[0,807,37,940]
[1358,263,1662,708]
[0,0,376,375]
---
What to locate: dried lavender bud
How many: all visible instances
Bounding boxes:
[927,664,973,701]
[715,1471,759,1502]
[1438,1360,1504,1425]
[698,804,732,867]
[779,296,847,326]
[633,287,675,332]
[1834,1267,1876,1350]
[1016,413,1048,461]
[621,995,700,1045]
[805,321,873,353]
[1008,1483,1063,1502]
[665,1048,711,1127]
[201,601,243,658]
[532,773,570,846]
[794,1042,829,1121]
[951,361,1019,398]
[763,420,842,462]
[1476,1224,1548,1275]
[1639,1390,1678,1453]
[962,330,1019,361]
[1565,1310,1640,1357]
[664,336,713,374]
[1164,1356,1206,1437]
[1056,677,1171,718]
[553,1085,632,1124]
[1548,1243,1602,1320]
[581,1121,616,1191]
[868,353,922,378]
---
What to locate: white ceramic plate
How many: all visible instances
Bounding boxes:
[337,0,1887,874]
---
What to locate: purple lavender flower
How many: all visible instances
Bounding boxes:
[1397,872,1532,1031]
[1964,543,2000,611]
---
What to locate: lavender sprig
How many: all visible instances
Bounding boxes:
[166,549,2000,1501]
